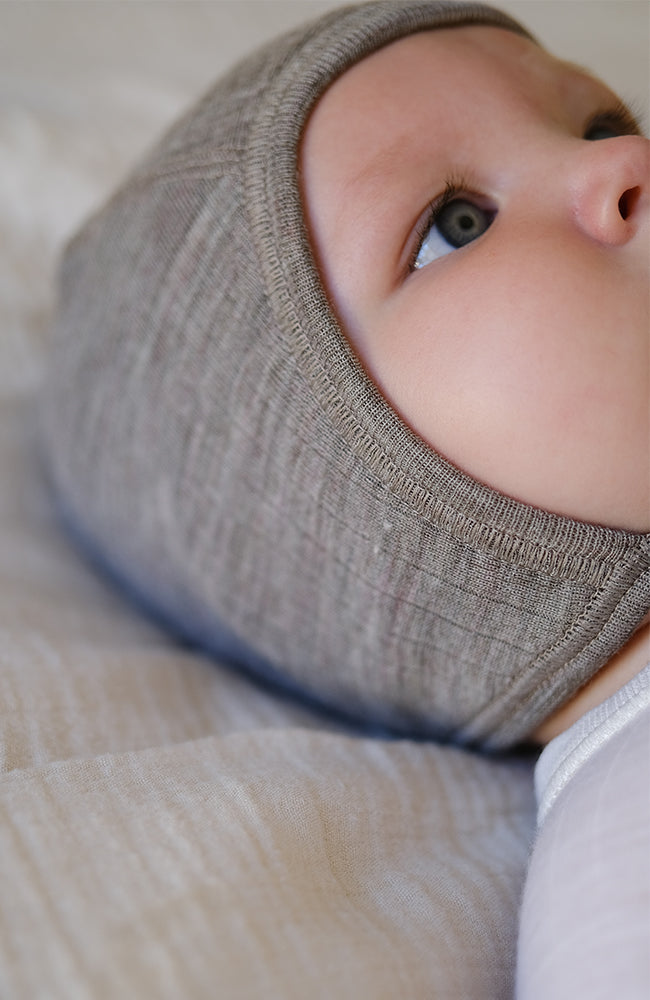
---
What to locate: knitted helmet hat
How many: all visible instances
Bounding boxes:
[41,0,650,748]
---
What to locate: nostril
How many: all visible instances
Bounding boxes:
[618,186,640,220]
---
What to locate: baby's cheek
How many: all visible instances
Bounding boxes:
[369,251,647,529]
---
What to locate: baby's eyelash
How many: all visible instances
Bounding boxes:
[583,99,644,139]
[409,174,473,272]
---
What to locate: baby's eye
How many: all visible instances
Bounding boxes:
[413,196,495,270]
[585,122,623,141]
[583,101,642,142]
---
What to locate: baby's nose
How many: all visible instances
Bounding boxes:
[571,133,649,246]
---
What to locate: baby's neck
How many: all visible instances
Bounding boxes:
[532,618,650,744]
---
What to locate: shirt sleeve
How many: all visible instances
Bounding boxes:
[516,663,650,1000]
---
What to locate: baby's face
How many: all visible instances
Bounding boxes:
[301,26,649,532]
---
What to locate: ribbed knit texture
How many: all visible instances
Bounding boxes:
[40,0,650,747]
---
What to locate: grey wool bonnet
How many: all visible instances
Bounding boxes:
[41,0,650,749]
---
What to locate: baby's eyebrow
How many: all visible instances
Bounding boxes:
[559,60,644,132]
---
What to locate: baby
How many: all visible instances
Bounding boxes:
[41,0,649,751]
[39,0,649,993]
[299,16,650,741]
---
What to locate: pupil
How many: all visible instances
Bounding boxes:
[459,214,474,231]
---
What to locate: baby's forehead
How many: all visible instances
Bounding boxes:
[301,21,621,212]
[311,23,613,125]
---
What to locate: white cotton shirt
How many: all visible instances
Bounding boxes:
[517,663,650,999]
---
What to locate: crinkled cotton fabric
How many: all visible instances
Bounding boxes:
[517,665,650,998]
[40,0,650,747]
